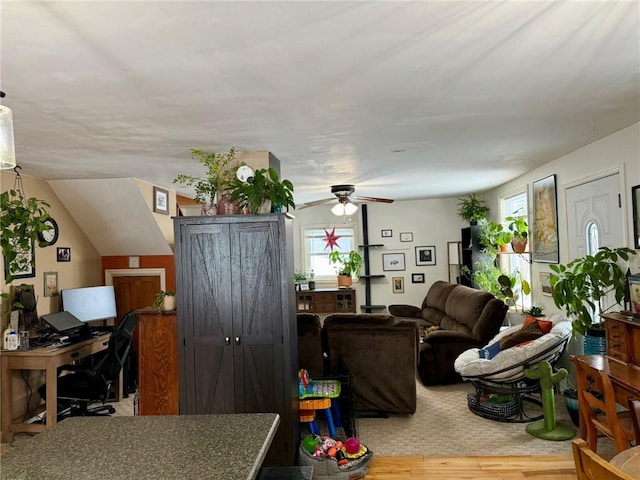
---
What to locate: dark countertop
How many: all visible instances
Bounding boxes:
[1,414,279,480]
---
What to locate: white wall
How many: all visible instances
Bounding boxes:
[292,197,464,311]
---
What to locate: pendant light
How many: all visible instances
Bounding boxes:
[0,91,16,170]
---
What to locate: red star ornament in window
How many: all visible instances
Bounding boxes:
[323,227,342,251]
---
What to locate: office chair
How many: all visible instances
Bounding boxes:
[38,311,139,419]
[573,356,636,453]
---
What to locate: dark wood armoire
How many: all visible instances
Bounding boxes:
[173,214,298,466]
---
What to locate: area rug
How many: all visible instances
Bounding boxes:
[355,382,618,458]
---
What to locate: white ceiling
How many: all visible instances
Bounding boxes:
[1,1,639,206]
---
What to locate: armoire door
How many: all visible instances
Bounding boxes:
[230,220,285,414]
[179,222,235,414]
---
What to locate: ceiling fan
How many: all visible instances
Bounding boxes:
[299,184,394,215]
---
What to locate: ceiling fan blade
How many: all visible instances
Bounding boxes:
[354,196,394,204]
[298,197,335,209]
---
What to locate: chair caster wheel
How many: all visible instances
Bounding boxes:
[107,407,116,414]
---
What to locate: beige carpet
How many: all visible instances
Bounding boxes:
[356,381,618,459]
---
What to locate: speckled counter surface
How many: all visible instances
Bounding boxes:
[1,413,279,480]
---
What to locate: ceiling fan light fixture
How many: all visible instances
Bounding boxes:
[0,94,16,170]
[331,199,358,216]
[344,201,358,216]
[331,202,345,216]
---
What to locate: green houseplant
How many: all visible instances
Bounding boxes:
[152,290,176,312]
[479,221,512,254]
[456,193,490,224]
[1,188,51,283]
[329,250,363,288]
[172,147,244,214]
[497,271,531,313]
[230,167,295,214]
[505,216,528,253]
[549,246,636,338]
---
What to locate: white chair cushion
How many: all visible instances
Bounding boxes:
[454,316,571,381]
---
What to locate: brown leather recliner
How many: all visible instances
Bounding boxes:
[389,281,507,385]
[322,314,420,415]
[297,313,325,379]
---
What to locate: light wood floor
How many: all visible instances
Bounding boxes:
[365,455,577,479]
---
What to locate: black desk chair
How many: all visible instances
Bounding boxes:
[38,311,139,419]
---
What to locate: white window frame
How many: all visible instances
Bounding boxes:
[301,224,359,282]
[500,190,531,310]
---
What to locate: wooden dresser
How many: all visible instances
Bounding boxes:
[295,288,356,313]
[604,312,640,366]
[135,309,179,415]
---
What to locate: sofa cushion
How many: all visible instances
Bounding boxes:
[422,281,457,312]
[443,285,495,332]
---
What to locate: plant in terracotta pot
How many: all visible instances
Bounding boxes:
[172,147,244,215]
[229,167,295,214]
[329,250,362,288]
[1,187,51,283]
[549,246,636,342]
[479,221,512,255]
[505,216,528,253]
[456,193,490,225]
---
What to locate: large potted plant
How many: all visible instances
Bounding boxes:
[479,221,512,254]
[549,246,636,351]
[456,193,490,225]
[329,250,363,288]
[172,147,244,215]
[1,188,51,283]
[505,216,528,253]
[229,167,295,214]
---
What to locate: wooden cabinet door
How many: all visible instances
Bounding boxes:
[176,222,235,414]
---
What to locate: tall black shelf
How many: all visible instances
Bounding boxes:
[359,205,386,313]
[460,225,481,287]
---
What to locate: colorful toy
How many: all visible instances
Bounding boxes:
[298,434,374,479]
[344,437,360,455]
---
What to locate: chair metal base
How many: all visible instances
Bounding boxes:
[468,378,544,423]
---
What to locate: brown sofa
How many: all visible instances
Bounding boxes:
[297,313,325,379]
[389,281,507,386]
[322,314,420,415]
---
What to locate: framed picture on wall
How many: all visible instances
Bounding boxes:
[539,272,553,296]
[415,246,436,266]
[632,184,640,249]
[382,253,405,271]
[392,277,404,293]
[3,238,35,280]
[43,271,59,297]
[411,273,425,283]
[532,174,559,263]
[400,232,413,242]
[153,186,169,215]
[57,247,71,262]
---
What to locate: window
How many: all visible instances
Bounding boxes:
[302,225,358,281]
[501,191,531,310]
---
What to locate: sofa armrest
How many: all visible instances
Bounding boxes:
[388,304,422,318]
[424,330,483,349]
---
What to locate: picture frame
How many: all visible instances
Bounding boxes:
[43,271,59,297]
[628,274,640,319]
[392,276,404,293]
[400,232,413,242]
[415,246,436,266]
[299,283,310,291]
[532,174,559,263]
[632,184,640,249]
[153,186,169,215]
[3,238,35,280]
[539,271,553,297]
[382,253,405,271]
[381,229,392,238]
[57,247,71,262]
[411,273,425,284]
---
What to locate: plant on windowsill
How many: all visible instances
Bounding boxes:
[229,167,295,214]
[456,193,490,225]
[479,221,512,255]
[152,290,176,312]
[172,147,244,215]
[505,216,528,253]
[329,250,363,288]
[549,246,636,340]
[497,271,531,314]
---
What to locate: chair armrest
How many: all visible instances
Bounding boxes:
[58,364,95,376]
[388,304,422,318]
[424,330,483,349]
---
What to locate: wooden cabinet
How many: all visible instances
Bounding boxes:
[135,309,179,415]
[604,313,640,366]
[174,214,297,466]
[296,289,356,313]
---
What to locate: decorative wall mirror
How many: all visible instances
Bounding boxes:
[633,184,640,249]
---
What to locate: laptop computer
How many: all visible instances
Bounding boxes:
[41,311,85,335]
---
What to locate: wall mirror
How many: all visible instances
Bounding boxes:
[633,184,640,249]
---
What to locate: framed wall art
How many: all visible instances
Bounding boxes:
[400,232,413,242]
[411,273,425,283]
[632,184,640,249]
[57,247,71,262]
[381,229,392,238]
[415,246,436,266]
[539,272,553,297]
[44,271,59,297]
[532,174,559,263]
[3,238,35,280]
[382,253,405,271]
[153,186,169,215]
[392,277,404,293]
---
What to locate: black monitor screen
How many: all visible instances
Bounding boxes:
[61,286,117,323]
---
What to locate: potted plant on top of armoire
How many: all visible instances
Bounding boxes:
[229,167,295,214]
[549,246,636,354]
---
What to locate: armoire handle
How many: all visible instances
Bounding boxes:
[235,337,241,345]
[225,337,230,345]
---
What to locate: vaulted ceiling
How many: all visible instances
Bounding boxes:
[1,1,638,206]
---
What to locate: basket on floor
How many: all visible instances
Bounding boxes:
[467,392,519,419]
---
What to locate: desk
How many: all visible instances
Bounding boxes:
[1,334,113,443]
[572,354,640,439]
[0,414,279,480]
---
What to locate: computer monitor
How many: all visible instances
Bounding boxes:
[61,286,117,323]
